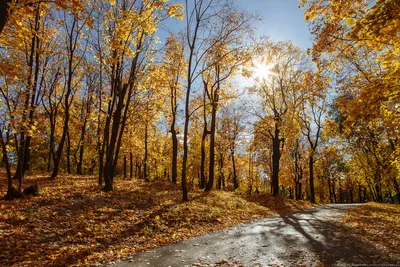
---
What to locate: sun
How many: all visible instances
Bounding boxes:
[252,61,275,81]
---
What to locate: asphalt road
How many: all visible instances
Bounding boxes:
[111,204,400,267]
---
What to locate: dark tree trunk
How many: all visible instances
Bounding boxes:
[363,187,366,202]
[200,125,208,189]
[217,154,223,190]
[52,17,78,179]
[96,5,104,186]
[124,154,127,179]
[66,130,71,174]
[171,122,178,184]
[144,124,149,182]
[130,152,133,179]
[309,154,315,203]
[272,123,281,196]
[1,133,13,200]
[47,111,56,172]
[349,187,354,203]
[101,33,143,191]
[205,71,221,193]
[298,182,302,200]
[332,179,337,203]
[205,102,217,192]
[169,72,179,185]
[181,108,189,201]
[328,177,333,203]
[77,111,88,175]
[231,151,238,190]
[13,6,41,183]
[23,27,41,173]
[200,87,209,189]
[77,138,84,175]
[0,0,12,34]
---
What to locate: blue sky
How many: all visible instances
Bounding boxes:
[159,0,312,49]
[234,0,312,48]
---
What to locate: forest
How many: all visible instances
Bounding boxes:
[1,0,398,203]
[0,0,399,265]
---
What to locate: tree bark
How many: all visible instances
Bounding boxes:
[1,131,13,199]
[272,122,281,196]
[13,6,41,183]
[66,130,71,174]
[231,151,238,190]
[124,154,127,179]
[205,66,220,192]
[144,123,149,182]
[309,154,315,203]
[51,17,78,179]
[171,120,178,184]
[200,125,208,189]
[130,152,133,179]
[205,101,217,192]
[0,0,12,34]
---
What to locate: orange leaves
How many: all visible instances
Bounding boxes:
[343,203,400,257]
[167,4,184,20]
[0,172,313,266]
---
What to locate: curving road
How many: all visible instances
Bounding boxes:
[111,204,400,267]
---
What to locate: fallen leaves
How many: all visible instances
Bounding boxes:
[342,202,400,257]
[0,172,313,266]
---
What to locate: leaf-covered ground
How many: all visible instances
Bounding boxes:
[342,202,400,258]
[0,172,314,266]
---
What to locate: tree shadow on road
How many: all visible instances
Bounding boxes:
[222,205,399,266]
[276,206,398,266]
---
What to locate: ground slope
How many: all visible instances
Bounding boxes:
[0,172,313,266]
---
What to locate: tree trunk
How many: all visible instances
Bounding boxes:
[200,125,208,189]
[51,17,77,179]
[309,154,315,203]
[217,154,224,190]
[170,74,178,184]
[144,124,149,182]
[130,152,133,179]
[349,187,354,203]
[77,113,88,175]
[181,107,189,201]
[124,154,127,179]
[272,123,281,196]
[332,179,337,203]
[1,133,13,200]
[0,0,12,34]
[231,151,238,190]
[47,112,56,172]
[171,122,178,184]
[328,177,333,203]
[13,6,41,183]
[66,130,71,174]
[205,102,217,192]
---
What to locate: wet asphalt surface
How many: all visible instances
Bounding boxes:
[111,204,400,267]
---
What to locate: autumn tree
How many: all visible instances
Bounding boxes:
[252,41,309,196]
[298,72,327,203]
[162,34,185,184]
[202,9,258,192]
[0,1,61,196]
[218,104,245,190]
[51,4,93,179]
[301,0,400,201]
[96,0,183,191]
